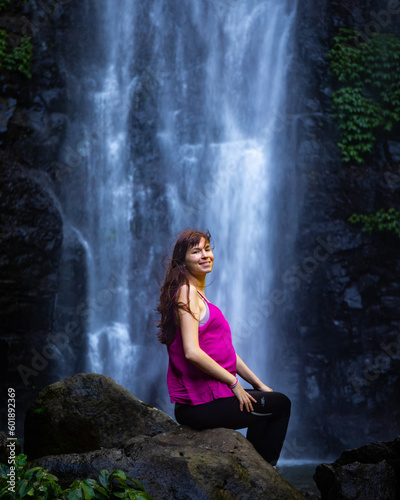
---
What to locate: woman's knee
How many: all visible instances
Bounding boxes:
[269,391,291,414]
[278,392,291,414]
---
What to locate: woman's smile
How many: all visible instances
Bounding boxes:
[185,237,214,277]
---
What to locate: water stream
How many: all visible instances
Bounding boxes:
[63,0,298,418]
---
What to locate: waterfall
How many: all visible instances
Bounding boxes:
[82,2,138,388]
[62,0,298,415]
[60,0,137,388]
[139,0,298,391]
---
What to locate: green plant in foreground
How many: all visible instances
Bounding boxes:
[0,454,152,499]
[348,207,400,238]
[0,29,32,79]
[328,28,400,164]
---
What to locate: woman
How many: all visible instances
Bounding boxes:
[157,229,291,465]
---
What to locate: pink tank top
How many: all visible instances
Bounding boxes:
[167,293,237,405]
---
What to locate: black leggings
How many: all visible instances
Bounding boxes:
[175,390,291,465]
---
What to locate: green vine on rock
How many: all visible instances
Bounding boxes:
[0,454,153,499]
[348,207,400,238]
[0,29,32,79]
[328,28,400,164]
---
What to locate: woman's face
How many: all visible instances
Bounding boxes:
[184,237,214,278]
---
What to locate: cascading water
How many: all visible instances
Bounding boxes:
[62,0,298,419]
[83,2,139,387]
[136,0,298,395]
[60,1,138,388]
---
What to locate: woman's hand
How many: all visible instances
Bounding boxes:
[231,383,257,412]
[236,355,273,394]
[254,383,273,392]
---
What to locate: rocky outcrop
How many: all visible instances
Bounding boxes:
[24,374,306,499]
[314,436,400,499]
[30,428,306,500]
[269,0,400,457]
[0,0,87,442]
[24,373,177,459]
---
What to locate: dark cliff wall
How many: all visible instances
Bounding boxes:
[273,0,400,458]
[0,0,87,440]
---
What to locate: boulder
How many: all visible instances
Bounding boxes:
[31,427,306,500]
[24,373,177,459]
[24,374,306,498]
[314,436,400,500]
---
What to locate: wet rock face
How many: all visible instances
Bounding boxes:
[24,373,178,460]
[0,0,87,441]
[316,461,397,500]
[271,0,400,457]
[0,161,63,329]
[314,436,400,500]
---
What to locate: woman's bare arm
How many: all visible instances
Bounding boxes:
[177,284,237,385]
[236,354,273,392]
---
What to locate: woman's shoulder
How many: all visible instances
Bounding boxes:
[176,283,200,304]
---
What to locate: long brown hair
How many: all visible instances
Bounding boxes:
[157,228,212,345]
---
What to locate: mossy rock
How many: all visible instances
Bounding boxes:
[31,428,307,499]
[24,373,177,460]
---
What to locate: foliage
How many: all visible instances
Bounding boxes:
[348,207,400,238]
[328,28,400,163]
[0,454,61,500]
[64,470,152,500]
[0,29,32,78]
[0,454,152,500]
[0,0,12,13]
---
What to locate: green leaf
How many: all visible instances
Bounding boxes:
[19,479,33,497]
[69,488,84,500]
[25,467,43,475]
[98,470,110,490]
[92,483,108,497]
[81,482,95,499]
[129,492,152,500]
[125,477,146,492]
[112,471,127,481]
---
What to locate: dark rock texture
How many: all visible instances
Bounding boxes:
[317,461,396,500]
[314,436,400,499]
[31,427,306,500]
[24,373,177,460]
[270,0,400,458]
[24,374,306,499]
[0,0,87,443]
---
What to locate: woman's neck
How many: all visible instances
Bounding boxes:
[188,276,206,295]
